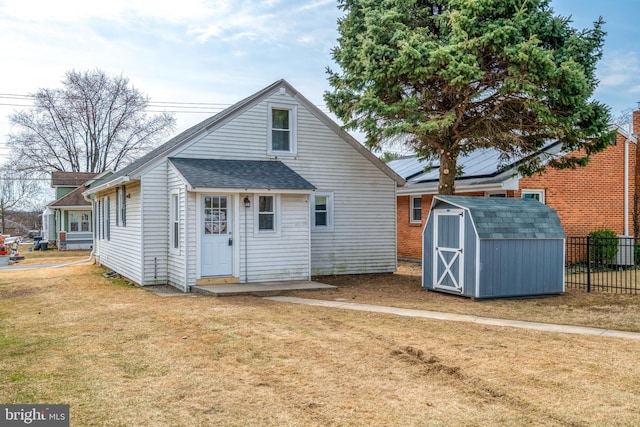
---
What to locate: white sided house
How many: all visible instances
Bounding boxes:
[83,80,404,291]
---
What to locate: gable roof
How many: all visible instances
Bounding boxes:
[51,171,99,187]
[433,195,566,239]
[86,79,404,195]
[48,185,91,208]
[169,158,316,191]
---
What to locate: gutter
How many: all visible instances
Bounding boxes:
[82,175,130,198]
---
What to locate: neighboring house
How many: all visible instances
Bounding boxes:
[43,171,111,250]
[390,110,640,261]
[83,80,404,291]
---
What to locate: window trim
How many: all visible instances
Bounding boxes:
[170,192,180,251]
[312,192,334,232]
[68,210,91,233]
[115,187,120,226]
[267,103,297,156]
[410,195,422,224]
[120,185,127,226]
[98,200,102,240]
[521,189,545,204]
[254,194,280,235]
[105,196,111,241]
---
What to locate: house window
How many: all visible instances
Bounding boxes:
[522,189,545,204]
[98,200,102,240]
[171,193,179,249]
[120,185,127,226]
[103,196,111,241]
[312,192,334,231]
[268,104,296,154]
[257,195,276,232]
[410,196,422,223]
[69,212,91,232]
[486,192,506,197]
[115,187,120,226]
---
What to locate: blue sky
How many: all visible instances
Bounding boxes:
[1,0,639,163]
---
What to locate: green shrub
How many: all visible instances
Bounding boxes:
[589,229,618,265]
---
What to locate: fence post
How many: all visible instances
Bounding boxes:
[586,235,591,293]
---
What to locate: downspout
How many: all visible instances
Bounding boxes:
[625,135,629,236]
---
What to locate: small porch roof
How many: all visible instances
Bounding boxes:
[48,185,92,208]
[169,158,316,192]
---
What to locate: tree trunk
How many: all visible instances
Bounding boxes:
[438,148,458,195]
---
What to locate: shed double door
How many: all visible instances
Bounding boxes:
[433,210,464,293]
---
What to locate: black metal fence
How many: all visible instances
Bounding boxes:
[565,236,640,294]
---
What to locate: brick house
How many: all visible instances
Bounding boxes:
[389,110,640,261]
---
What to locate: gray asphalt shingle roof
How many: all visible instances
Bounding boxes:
[434,195,566,239]
[169,158,316,191]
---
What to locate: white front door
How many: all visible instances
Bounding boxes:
[433,210,464,293]
[201,195,233,277]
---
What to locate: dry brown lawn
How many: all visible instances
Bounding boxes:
[1,255,640,426]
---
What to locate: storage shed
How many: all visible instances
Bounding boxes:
[422,196,566,299]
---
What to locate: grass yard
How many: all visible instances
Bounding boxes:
[1,254,640,426]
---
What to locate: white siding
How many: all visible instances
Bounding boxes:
[96,83,398,287]
[177,103,272,160]
[141,164,169,285]
[167,168,187,290]
[241,194,310,282]
[94,183,144,285]
[185,191,198,286]
[173,90,397,276]
[294,106,397,275]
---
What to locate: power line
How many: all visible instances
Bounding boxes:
[0,93,332,114]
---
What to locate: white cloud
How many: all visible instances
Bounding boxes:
[0,0,222,24]
[597,50,640,88]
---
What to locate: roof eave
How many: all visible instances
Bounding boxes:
[189,187,316,194]
[83,176,131,196]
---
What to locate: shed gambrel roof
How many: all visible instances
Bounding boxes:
[85,79,404,195]
[433,195,566,239]
[169,158,316,191]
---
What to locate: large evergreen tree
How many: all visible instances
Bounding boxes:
[325,0,614,194]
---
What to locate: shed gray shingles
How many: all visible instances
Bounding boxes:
[169,158,316,190]
[435,195,565,239]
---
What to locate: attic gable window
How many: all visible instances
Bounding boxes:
[268,103,297,155]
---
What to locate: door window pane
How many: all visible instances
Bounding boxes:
[204,196,228,235]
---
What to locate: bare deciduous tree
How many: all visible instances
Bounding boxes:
[8,69,176,173]
[0,165,43,233]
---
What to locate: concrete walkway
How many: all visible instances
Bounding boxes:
[265,296,640,340]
